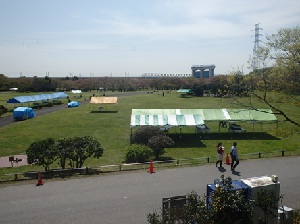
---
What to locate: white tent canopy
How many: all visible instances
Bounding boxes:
[130,114,205,126]
[130,109,277,127]
[71,90,82,94]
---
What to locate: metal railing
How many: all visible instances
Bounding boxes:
[1,149,300,182]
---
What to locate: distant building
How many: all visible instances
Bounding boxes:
[191,65,215,78]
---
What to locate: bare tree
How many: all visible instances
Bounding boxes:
[235,26,300,127]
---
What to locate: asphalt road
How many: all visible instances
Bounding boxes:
[0,156,299,224]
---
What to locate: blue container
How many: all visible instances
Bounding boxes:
[13,107,36,121]
[206,180,250,208]
[68,101,79,107]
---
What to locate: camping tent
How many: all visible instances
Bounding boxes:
[90,97,118,111]
[13,107,36,121]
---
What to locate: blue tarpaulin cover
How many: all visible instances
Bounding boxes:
[7,92,68,104]
[13,107,36,120]
[68,101,79,107]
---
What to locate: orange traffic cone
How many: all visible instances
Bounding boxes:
[226,153,230,165]
[36,171,43,186]
[148,160,155,174]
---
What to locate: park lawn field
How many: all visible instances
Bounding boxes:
[0,90,95,113]
[0,90,300,175]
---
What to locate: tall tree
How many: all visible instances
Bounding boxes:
[70,136,104,168]
[26,138,57,171]
[0,74,9,91]
[55,138,75,169]
[266,26,300,95]
[242,26,300,127]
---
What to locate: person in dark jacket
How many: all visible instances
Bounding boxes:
[230,142,239,171]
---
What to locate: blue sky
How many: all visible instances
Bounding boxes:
[1,0,299,77]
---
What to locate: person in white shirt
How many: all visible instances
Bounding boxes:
[216,142,224,168]
[230,142,239,171]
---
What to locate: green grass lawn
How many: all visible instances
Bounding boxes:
[0,90,300,176]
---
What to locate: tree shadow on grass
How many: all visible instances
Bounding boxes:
[168,132,279,148]
[204,132,280,140]
[169,134,206,148]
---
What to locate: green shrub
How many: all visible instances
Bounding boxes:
[148,176,254,224]
[148,135,174,160]
[131,126,166,145]
[0,105,8,115]
[125,144,153,163]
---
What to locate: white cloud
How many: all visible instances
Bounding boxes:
[1,0,299,76]
[83,0,300,42]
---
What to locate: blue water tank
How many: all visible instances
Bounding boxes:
[206,180,251,208]
[13,107,36,121]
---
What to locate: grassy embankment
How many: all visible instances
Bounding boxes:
[0,90,299,176]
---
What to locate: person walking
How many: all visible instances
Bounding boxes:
[216,142,224,168]
[230,142,239,171]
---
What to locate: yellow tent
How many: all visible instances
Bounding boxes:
[90,97,118,111]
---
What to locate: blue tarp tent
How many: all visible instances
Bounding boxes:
[7,92,68,104]
[68,101,79,107]
[13,107,36,121]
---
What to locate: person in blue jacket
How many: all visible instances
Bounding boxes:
[230,142,239,171]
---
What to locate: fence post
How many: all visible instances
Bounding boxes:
[207,157,210,163]
[281,150,285,157]
[14,173,18,180]
[259,152,261,158]
[119,165,122,171]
